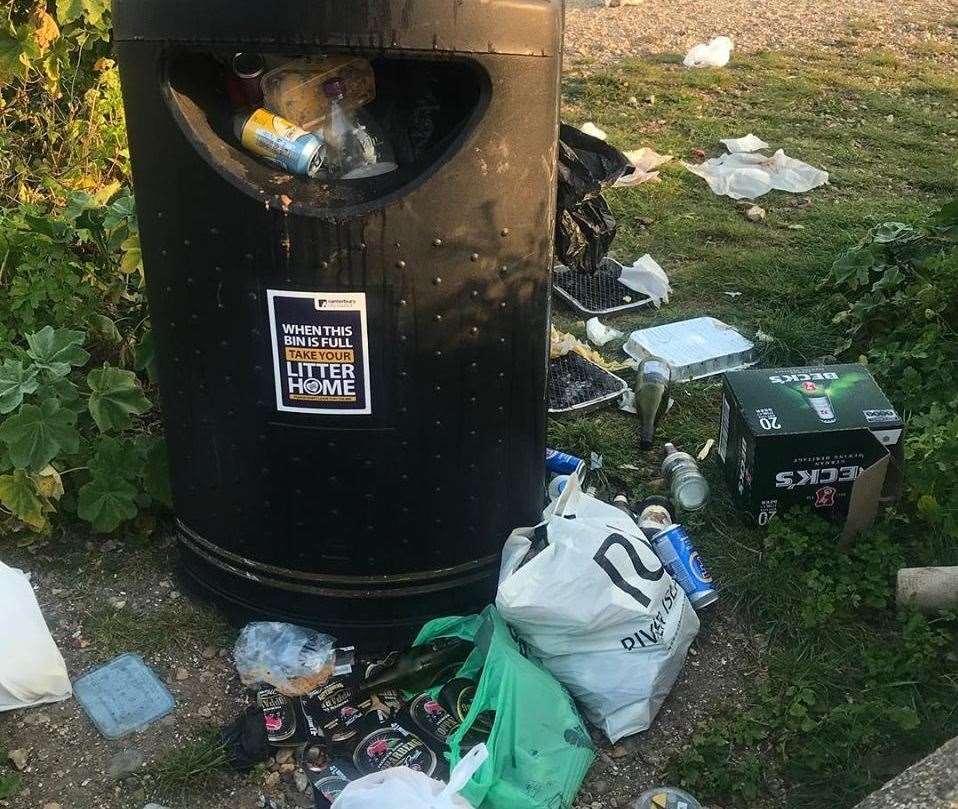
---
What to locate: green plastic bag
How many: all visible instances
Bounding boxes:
[414,606,595,809]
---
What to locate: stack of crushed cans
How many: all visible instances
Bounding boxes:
[223,637,492,808]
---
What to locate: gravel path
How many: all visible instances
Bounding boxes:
[565,0,957,65]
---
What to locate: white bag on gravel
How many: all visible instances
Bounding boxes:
[683,36,733,68]
[496,474,699,742]
[0,561,72,711]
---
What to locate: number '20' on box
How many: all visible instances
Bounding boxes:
[716,364,904,538]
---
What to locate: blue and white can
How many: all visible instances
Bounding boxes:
[545,448,585,476]
[651,524,718,609]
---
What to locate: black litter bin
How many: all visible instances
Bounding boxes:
[114,0,564,644]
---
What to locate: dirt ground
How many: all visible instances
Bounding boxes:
[564,0,957,66]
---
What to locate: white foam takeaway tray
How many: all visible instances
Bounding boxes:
[623,316,757,382]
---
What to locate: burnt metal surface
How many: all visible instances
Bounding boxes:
[115,14,562,644]
[114,0,564,58]
[553,259,653,317]
[548,353,627,414]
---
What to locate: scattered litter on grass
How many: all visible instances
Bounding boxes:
[754,329,775,343]
[619,254,671,307]
[590,452,604,470]
[586,317,624,347]
[683,36,733,68]
[723,291,742,298]
[720,133,769,153]
[696,439,716,462]
[551,325,613,369]
[742,203,767,222]
[684,149,829,199]
[613,148,673,187]
[578,121,607,141]
[233,622,337,696]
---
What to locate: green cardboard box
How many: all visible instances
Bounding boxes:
[717,364,904,538]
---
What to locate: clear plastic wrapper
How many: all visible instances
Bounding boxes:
[233,621,338,697]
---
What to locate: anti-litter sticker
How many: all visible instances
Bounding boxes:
[267,290,371,415]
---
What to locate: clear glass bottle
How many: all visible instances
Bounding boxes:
[321,78,397,180]
[661,442,710,512]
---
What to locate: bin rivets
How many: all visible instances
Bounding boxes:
[249,292,257,301]
[253,364,262,372]
[501,227,510,236]
[399,370,408,378]
[244,253,253,261]
[470,396,477,404]
[224,375,232,384]
[498,371,506,378]
[432,238,442,247]
[399,335,407,343]
[190,314,199,322]
[219,339,228,348]
[470,253,479,262]
[499,337,506,344]
[434,384,441,392]
[432,276,442,285]
[433,314,442,322]
[321,260,329,269]
[400,473,409,481]
[499,301,507,309]
[193,348,201,356]
[470,290,479,299]
[161,249,168,256]
[434,420,442,428]
[434,350,442,358]
[157,211,164,219]
[499,266,509,275]
[400,406,408,414]
[396,260,406,269]
[470,326,479,335]
[470,361,478,368]
[398,298,407,307]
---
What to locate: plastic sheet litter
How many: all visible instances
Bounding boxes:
[683,36,733,68]
[414,607,595,809]
[613,148,673,188]
[586,317,624,347]
[683,149,829,199]
[618,255,672,307]
[0,561,72,712]
[331,744,489,809]
[234,622,338,697]
[497,473,700,742]
[720,133,769,153]
[624,317,757,382]
[578,121,608,141]
[556,124,631,273]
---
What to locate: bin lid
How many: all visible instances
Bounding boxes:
[113,0,563,58]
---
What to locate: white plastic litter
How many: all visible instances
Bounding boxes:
[623,317,757,382]
[332,743,488,809]
[720,133,769,153]
[234,622,337,697]
[586,317,624,347]
[0,561,72,711]
[579,121,607,141]
[619,389,637,414]
[618,255,671,307]
[683,36,733,68]
[683,149,829,199]
[497,474,699,742]
[613,148,673,188]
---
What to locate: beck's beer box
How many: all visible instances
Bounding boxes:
[717,364,904,537]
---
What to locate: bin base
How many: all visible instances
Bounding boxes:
[175,522,500,648]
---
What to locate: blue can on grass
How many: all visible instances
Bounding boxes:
[651,524,718,609]
[545,447,585,476]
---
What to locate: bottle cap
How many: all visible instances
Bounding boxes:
[231,52,265,79]
[323,78,347,99]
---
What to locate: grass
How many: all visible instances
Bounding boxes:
[551,44,958,809]
[86,598,233,659]
[150,730,230,801]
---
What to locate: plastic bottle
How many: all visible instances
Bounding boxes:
[661,442,710,512]
[321,78,397,179]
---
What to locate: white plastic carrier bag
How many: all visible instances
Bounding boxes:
[496,474,699,742]
[332,743,488,809]
[0,561,72,711]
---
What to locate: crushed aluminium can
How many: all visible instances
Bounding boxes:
[235,108,326,177]
[545,447,585,476]
[650,524,718,609]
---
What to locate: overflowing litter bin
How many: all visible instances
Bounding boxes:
[113,0,565,643]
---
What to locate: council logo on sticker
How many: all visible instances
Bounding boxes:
[267,290,372,415]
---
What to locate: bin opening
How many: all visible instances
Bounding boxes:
[165,51,488,212]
